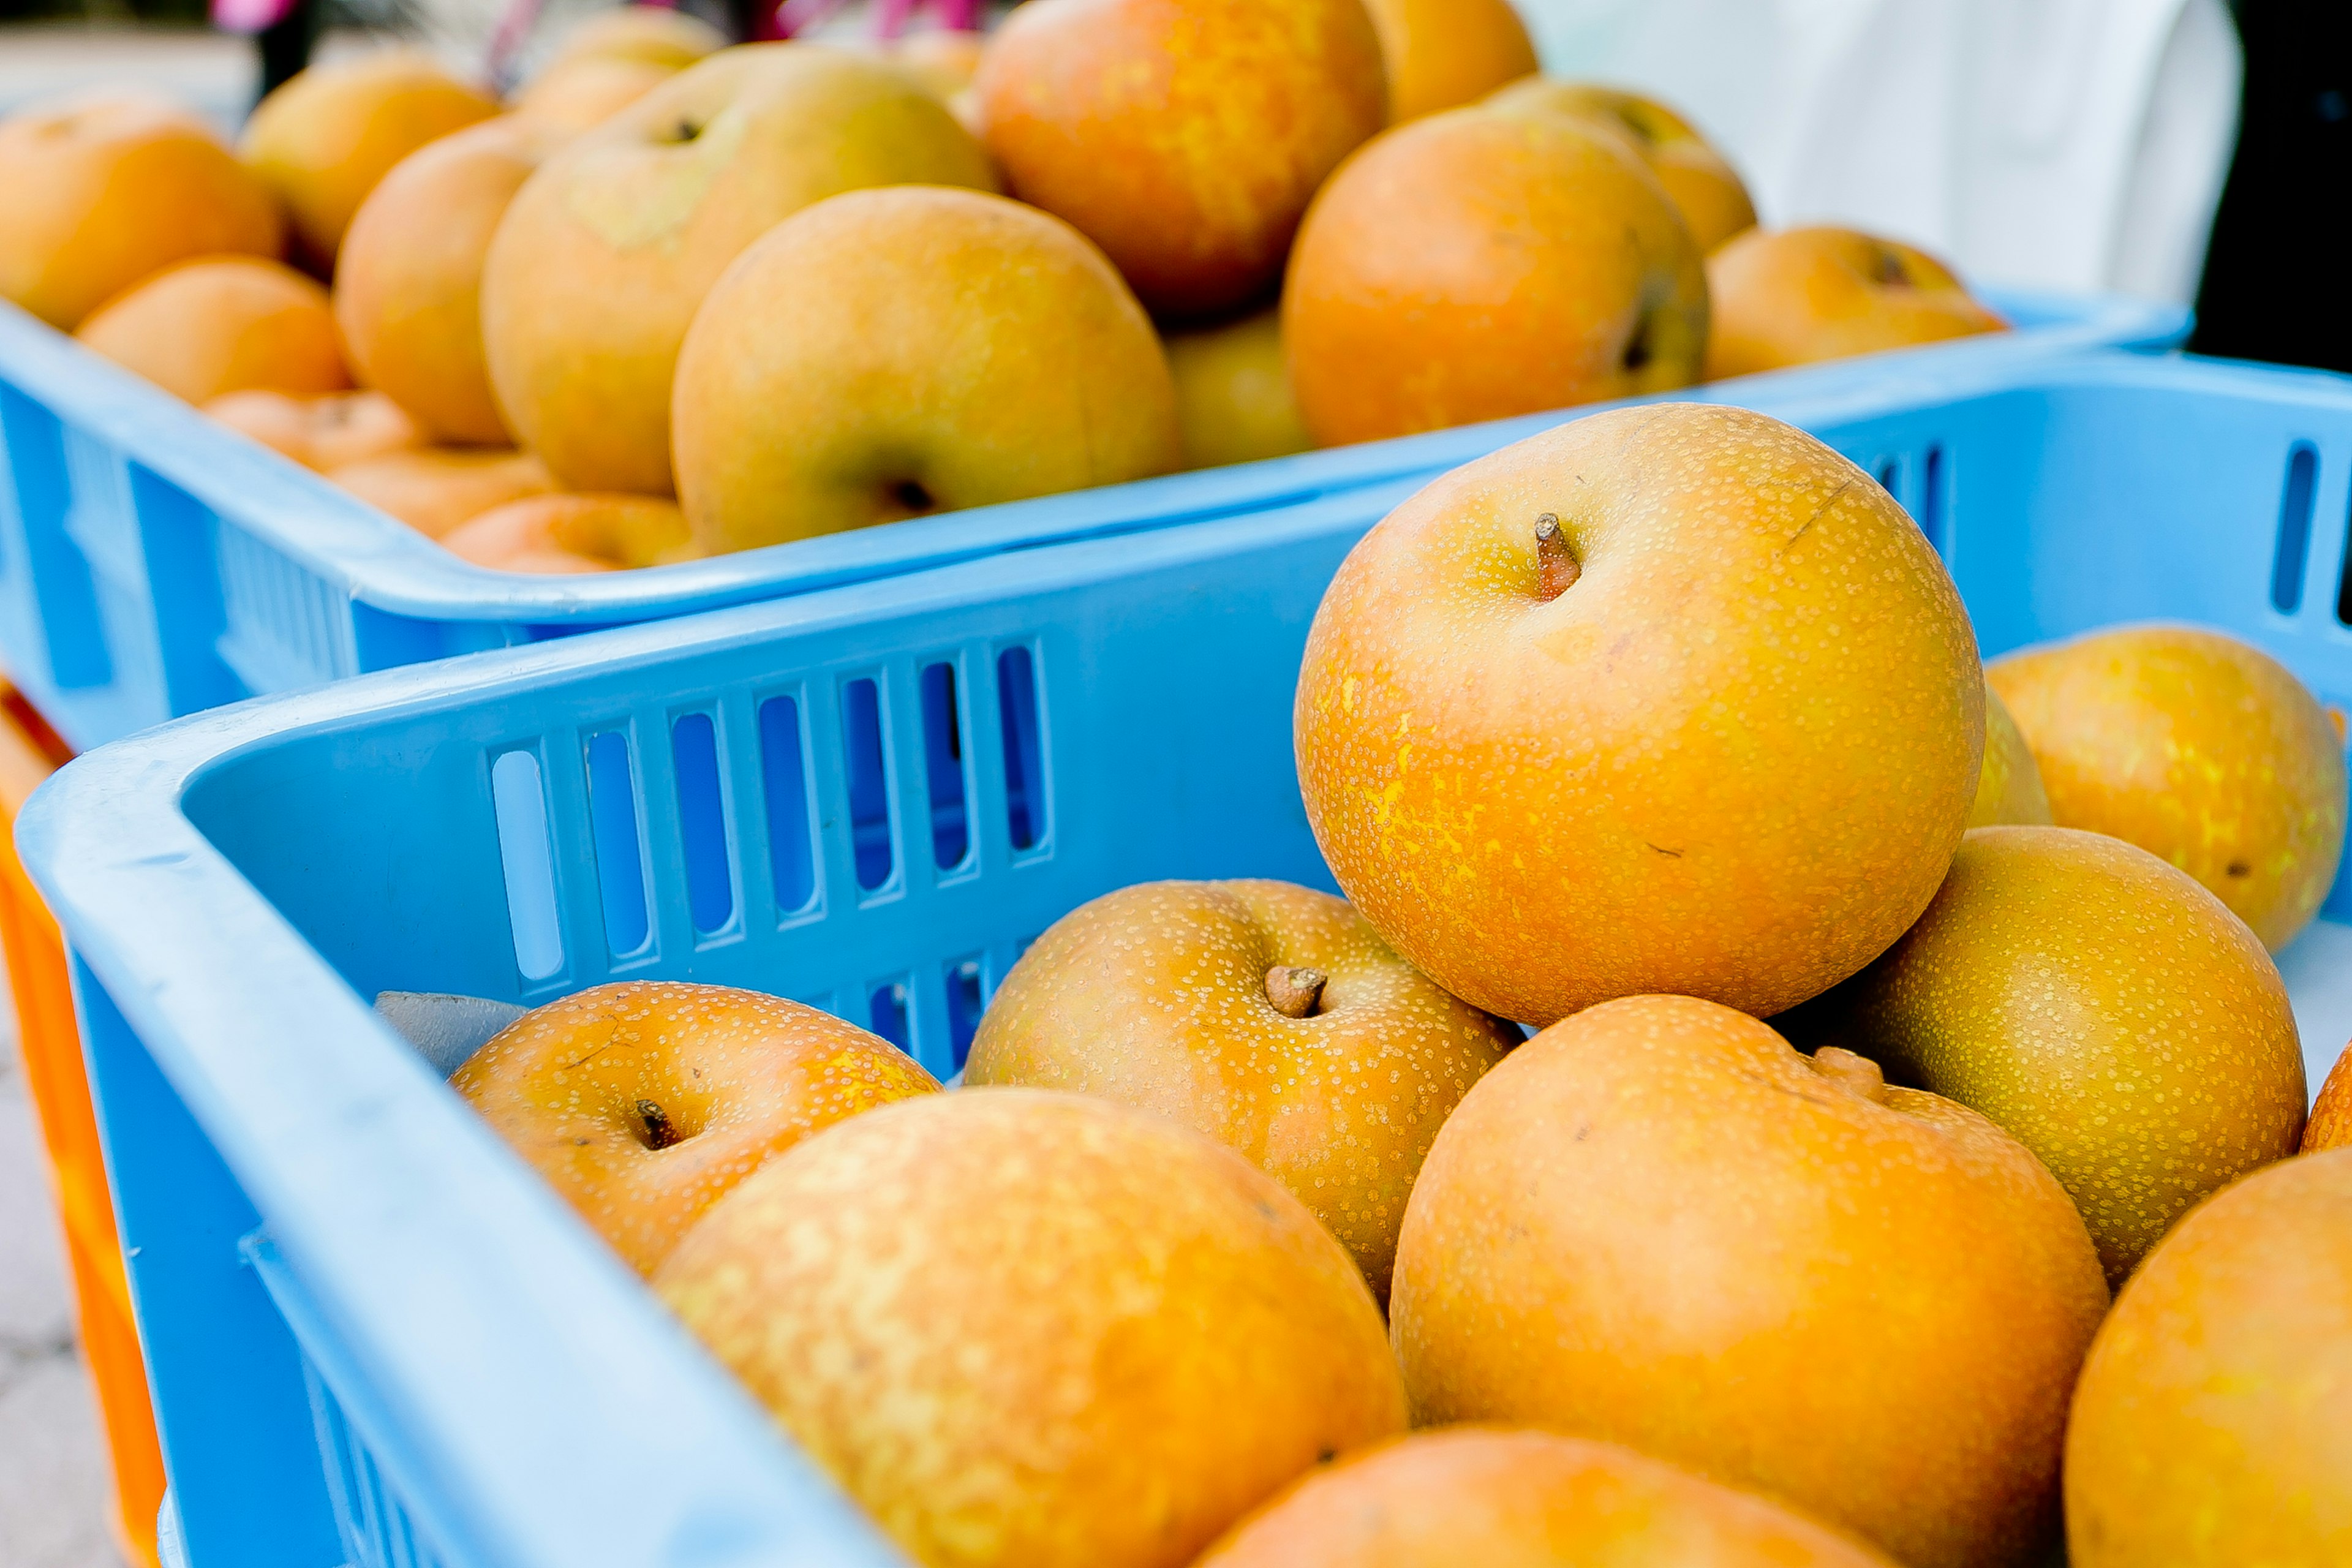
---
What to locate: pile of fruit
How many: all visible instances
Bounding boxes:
[451,402,2350,1568]
[0,0,2010,575]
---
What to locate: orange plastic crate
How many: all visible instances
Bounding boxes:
[0,682,163,1568]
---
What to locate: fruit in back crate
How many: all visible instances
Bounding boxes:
[2308,1042,2352,1152]
[671,186,1178,554]
[336,118,558,447]
[1968,686,2054,827]
[326,447,554,538]
[881,29,988,112]
[1390,995,2108,1568]
[1283,108,1706,446]
[1362,0,1538,123]
[2065,1148,2352,1568]
[1295,403,1981,1026]
[543,6,729,74]
[656,1088,1407,1568]
[1831,826,2305,1285]
[75,257,349,404]
[454,981,937,1275]
[974,0,1386,320]
[1989,623,2350,951]
[482,43,997,498]
[1483,80,1757,253]
[964,879,1518,1300]
[205,388,421,472]
[1164,306,1313,469]
[513,56,682,135]
[439,492,698,573]
[1704,226,2008,378]
[239,52,500,273]
[0,91,285,331]
[1196,1428,1900,1568]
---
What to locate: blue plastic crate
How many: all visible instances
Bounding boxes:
[26,349,2352,1568]
[0,286,2186,752]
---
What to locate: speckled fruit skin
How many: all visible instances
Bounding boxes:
[1483,80,1756,253]
[1363,0,1538,123]
[451,980,937,1275]
[655,1088,1406,1568]
[1704,227,2007,379]
[75,257,349,404]
[2307,1044,2352,1152]
[974,0,1386,320]
[1195,1427,1901,1567]
[1389,995,2108,1568]
[963,879,1517,1300]
[1969,686,2054,827]
[2065,1148,2352,1568]
[1295,402,1983,1027]
[1988,622,2349,952]
[1841,826,2306,1285]
[1284,110,1707,447]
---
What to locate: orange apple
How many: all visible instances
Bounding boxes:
[204,388,421,471]
[1705,225,2008,378]
[1295,402,1981,1026]
[1283,107,1706,445]
[2309,1042,2352,1153]
[671,185,1178,554]
[655,1088,1407,1568]
[439,492,697,573]
[975,0,1385,318]
[0,91,284,330]
[239,51,500,273]
[1392,995,2108,1568]
[75,256,348,404]
[325,447,554,538]
[1363,0,1537,123]
[1164,306,1314,469]
[1484,78,1757,252]
[481,42,998,497]
[964,878,1518,1300]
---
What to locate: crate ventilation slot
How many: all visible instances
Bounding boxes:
[998,644,1047,850]
[921,661,971,871]
[671,711,734,935]
[842,677,895,891]
[490,748,564,982]
[758,695,819,918]
[869,978,911,1049]
[2275,443,2317,614]
[586,729,652,959]
[946,956,986,1070]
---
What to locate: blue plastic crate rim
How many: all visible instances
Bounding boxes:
[27,347,2352,1568]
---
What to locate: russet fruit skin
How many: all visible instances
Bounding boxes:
[239,53,501,272]
[654,1088,1407,1568]
[1283,109,1707,447]
[1295,403,1982,1025]
[672,186,1178,554]
[1969,686,2054,827]
[481,43,997,497]
[1988,623,2349,951]
[1705,226,2007,379]
[974,0,1386,319]
[1362,0,1539,123]
[2308,1043,2352,1152]
[75,257,349,404]
[204,388,421,472]
[334,117,557,446]
[1840,826,2306,1285]
[2065,1148,2352,1567]
[1482,79,1757,253]
[1195,1428,1900,1568]
[1390,995,2108,1568]
[439,492,697,573]
[325,447,553,539]
[1164,306,1314,469]
[963,878,1518,1300]
[453,980,936,1275]
[0,91,285,331]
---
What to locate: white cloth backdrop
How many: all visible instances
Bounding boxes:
[1515,0,2242,305]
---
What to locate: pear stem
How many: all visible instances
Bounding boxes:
[1535,514,1581,600]
[1809,1047,1888,1104]
[1264,966,1328,1019]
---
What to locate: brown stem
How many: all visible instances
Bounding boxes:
[636,1098,680,1150]
[1535,514,1581,600]
[1809,1047,1887,1104]
[1264,966,1328,1019]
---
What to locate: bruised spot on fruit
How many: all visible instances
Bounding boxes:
[1534,514,1581,600]
[1264,965,1330,1019]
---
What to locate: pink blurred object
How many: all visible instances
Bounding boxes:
[775,0,981,39]
[211,0,295,33]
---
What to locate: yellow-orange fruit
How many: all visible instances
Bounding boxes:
[974,0,1386,319]
[1296,402,1982,1025]
[512,55,680,134]
[1164,306,1314,469]
[655,1088,1406,1568]
[0,91,284,330]
[439,492,696,573]
[2309,1044,2352,1152]
[1841,826,2307,1285]
[1989,623,2349,951]
[543,6,728,74]
[1284,108,1705,446]
[239,51,500,271]
[1969,685,2054,827]
[204,388,421,471]
[326,447,554,538]
[1392,995,2108,1568]
[1483,78,1756,252]
[1705,226,2008,379]
[1198,1428,1900,1567]
[453,981,936,1275]
[2066,1148,2352,1567]
[75,257,348,404]
[965,879,1518,1299]
[1363,0,1537,123]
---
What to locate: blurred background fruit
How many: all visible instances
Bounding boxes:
[322,443,551,536]
[1969,688,2056,827]
[1704,225,2008,378]
[1360,0,1536,124]
[203,385,419,468]
[1484,78,1755,251]
[438,491,698,572]
[74,253,346,400]
[1162,306,1312,470]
